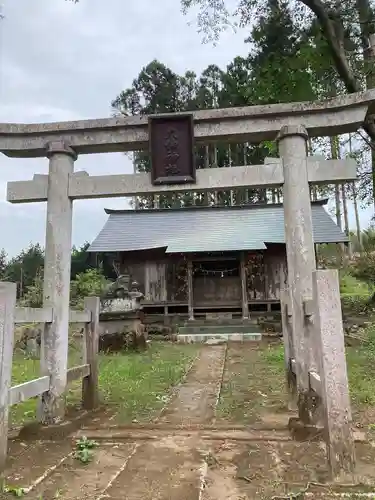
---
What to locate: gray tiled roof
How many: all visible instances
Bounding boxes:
[88,202,348,254]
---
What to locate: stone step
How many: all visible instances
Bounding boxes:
[179,324,261,335]
[177,332,262,343]
[185,318,259,326]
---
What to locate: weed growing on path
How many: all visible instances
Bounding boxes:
[10,342,199,428]
[74,437,98,464]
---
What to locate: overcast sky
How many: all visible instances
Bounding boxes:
[0,0,373,257]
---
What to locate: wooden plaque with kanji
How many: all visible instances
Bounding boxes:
[149,113,196,185]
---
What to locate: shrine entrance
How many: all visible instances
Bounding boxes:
[2,90,375,480]
[193,256,241,310]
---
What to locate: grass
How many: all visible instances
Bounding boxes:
[10,341,199,428]
[261,333,375,424]
[216,344,286,424]
[217,321,375,427]
[340,271,371,298]
[346,324,375,410]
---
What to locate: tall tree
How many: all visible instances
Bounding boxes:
[181,0,375,142]
[4,243,44,296]
[112,60,199,209]
[70,242,91,279]
[0,249,7,279]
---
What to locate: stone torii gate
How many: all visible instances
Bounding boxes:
[2,89,375,479]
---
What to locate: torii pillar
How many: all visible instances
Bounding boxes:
[277,125,318,424]
[40,141,77,424]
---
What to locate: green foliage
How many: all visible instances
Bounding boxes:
[180,0,375,204]
[259,339,375,411]
[74,437,98,464]
[70,268,109,308]
[75,436,98,450]
[70,242,90,279]
[1,482,25,497]
[4,243,44,294]
[0,239,109,308]
[340,271,370,297]
[339,270,373,315]
[350,251,375,286]
[0,248,7,279]
[11,342,199,427]
[360,228,375,252]
[246,0,316,104]
[18,268,108,309]
[347,322,375,407]
[19,271,44,308]
[341,294,373,315]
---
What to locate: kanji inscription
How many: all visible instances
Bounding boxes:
[149,114,196,185]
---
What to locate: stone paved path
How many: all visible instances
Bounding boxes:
[2,343,375,500]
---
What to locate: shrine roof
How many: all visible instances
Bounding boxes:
[88,200,347,254]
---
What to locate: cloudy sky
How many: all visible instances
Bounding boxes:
[0,0,373,257]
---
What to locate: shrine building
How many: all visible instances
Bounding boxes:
[87,199,347,320]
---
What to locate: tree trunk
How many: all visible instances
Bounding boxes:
[302,0,360,90]
[132,154,140,210]
[213,145,218,206]
[228,143,234,206]
[342,184,349,236]
[342,183,352,258]
[243,143,249,204]
[203,145,209,206]
[335,185,342,228]
[356,0,375,206]
[352,182,362,252]
[330,137,342,229]
[301,0,375,144]
[348,133,362,252]
[330,136,346,262]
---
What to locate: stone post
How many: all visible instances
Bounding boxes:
[240,252,249,319]
[276,125,317,424]
[312,269,355,481]
[0,282,16,471]
[187,258,194,321]
[82,297,100,410]
[39,141,77,424]
[280,289,297,411]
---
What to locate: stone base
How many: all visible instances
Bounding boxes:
[177,332,262,343]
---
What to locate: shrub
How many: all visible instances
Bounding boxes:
[20,268,110,309]
[350,251,375,288]
[340,271,370,297]
[70,268,110,309]
[19,272,43,308]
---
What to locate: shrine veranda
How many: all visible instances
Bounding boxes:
[2,89,375,479]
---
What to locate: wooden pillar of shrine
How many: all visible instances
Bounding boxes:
[240,252,249,319]
[187,258,194,321]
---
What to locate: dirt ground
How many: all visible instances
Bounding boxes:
[2,342,375,500]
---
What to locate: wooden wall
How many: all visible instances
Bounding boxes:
[194,276,241,304]
[120,251,185,303]
[246,245,287,301]
[144,261,167,301]
[264,245,287,300]
[120,246,287,304]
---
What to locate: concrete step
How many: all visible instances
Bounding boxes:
[179,324,261,335]
[185,318,259,326]
[177,332,262,343]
